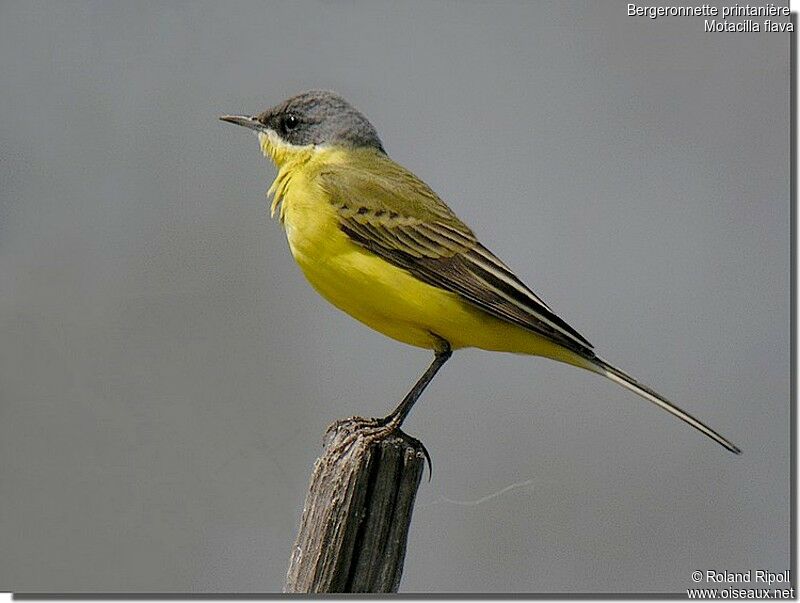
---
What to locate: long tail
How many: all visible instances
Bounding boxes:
[586,355,741,454]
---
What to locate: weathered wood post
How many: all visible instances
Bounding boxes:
[284,417,427,593]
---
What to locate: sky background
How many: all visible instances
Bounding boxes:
[0,0,790,594]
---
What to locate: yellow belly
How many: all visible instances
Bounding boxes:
[278,168,584,367]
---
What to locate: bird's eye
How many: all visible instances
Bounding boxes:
[283,114,299,131]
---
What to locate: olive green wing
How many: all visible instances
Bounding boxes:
[317,160,593,354]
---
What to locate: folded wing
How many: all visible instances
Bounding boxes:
[318,160,594,356]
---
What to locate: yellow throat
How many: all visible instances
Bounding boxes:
[258,131,319,222]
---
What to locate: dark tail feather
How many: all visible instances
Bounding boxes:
[587,356,741,454]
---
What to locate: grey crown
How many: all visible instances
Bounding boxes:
[256,90,385,153]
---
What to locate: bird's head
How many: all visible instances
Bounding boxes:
[220,90,385,167]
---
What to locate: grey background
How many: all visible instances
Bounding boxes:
[0,0,790,594]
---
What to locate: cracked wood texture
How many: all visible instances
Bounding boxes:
[284,417,426,593]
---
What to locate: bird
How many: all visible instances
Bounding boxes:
[220,90,740,455]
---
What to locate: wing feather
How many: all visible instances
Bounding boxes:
[317,159,593,354]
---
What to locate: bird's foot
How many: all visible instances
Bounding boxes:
[324,415,433,481]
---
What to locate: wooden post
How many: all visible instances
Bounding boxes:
[284,417,427,593]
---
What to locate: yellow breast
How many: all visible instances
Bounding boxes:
[261,138,583,364]
[267,146,439,349]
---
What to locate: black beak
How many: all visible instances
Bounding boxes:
[219,114,263,131]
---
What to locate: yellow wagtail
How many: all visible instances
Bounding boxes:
[221,90,740,454]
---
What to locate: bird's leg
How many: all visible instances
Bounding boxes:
[380,344,452,430]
